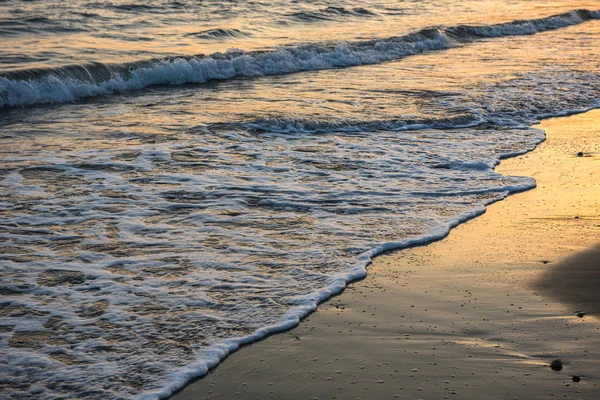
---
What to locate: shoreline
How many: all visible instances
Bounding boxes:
[172,110,600,400]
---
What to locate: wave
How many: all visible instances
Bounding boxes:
[289,6,378,22]
[95,2,157,12]
[185,28,252,40]
[239,113,484,133]
[0,16,87,36]
[1,9,598,108]
[86,1,187,13]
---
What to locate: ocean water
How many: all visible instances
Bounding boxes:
[1,1,599,399]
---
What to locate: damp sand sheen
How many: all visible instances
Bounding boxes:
[173,109,600,400]
[1,1,600,399]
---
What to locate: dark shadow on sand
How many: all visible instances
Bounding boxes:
[533,244,600,315]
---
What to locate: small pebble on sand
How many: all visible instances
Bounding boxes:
[550,360,563,371]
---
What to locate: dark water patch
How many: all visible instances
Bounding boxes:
[0,53,52,66]
[185,28,252,40]
[93,32,155,42]
[8,331,55,349]
[101,2,156,12]
[49,352,86,365]
[0,325,15,333]
[73,11,101,18]
[0,303,49,318]
[91,1,187,14]
[77,300,109,318]
[289,6,378,22]
[0,16,88,36]
[242,113,483,133]
[73,162,136,172]
[37,269,86,287]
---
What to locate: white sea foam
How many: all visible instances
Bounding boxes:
[1,9,598,108]
[1,121,546,399]
[2,4,600,400]
[3,64,600,397]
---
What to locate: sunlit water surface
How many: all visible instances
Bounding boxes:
[1,1,600,399]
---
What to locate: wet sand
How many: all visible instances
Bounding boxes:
[173,110,600,400]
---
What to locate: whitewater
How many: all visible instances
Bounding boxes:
[1,9,599,108]
[1,1,600,399]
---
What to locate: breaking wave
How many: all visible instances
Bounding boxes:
[1,9,598,108]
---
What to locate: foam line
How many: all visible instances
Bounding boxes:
[1,9,598,108]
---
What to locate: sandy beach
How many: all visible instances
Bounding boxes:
[173,110,600,400]
[3,3,600,399]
